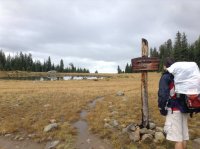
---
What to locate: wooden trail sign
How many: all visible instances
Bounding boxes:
[131,39,159,128]
[131,57,159,71]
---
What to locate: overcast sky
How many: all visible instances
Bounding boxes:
[0,0,200,73]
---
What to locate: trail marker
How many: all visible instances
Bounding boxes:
[131,39,159,128]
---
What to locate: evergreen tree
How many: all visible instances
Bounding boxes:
[188,45,195,61]
[0,50,6,70]
[0,50,90,73]
[5,54,11,71]
[125,63,129,73]
[125,63,132,73]
[35,60,42,72]
[180,32,188,61]
[47,56,51,71]
[43,61,47,72]
[59,59,64,72]
[150,48,153,57]
[69,63,76,72]
[166,39,173,57]
[55,65,60,72]
[27,53,33,71]
[192,36,200,66]
[117,65,122,74]
[51,64,55,70]
[150,47,159,58]
[173,31,182,61]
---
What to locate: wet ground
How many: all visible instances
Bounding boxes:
[0,137,45,149]
[73,97,112,149]
[0,97,112,149]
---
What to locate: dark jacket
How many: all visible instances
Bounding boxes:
[158,71,174,115]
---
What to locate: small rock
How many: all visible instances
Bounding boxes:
[14,104,19,107]
[193,138,200,149]
[44,104,51,108]
[149,122,156,130]
[18,137,24,141]
[45,140,60,149]
[111,111,118,115]
[99,146,105,149]
[146,129,155,136]
[154,132,165,144]
[44,123,58,132]
[116,91,124,96]
[108,105,113,108]
[5,134,12,137]
[156,127,164,132]
[121,124,126,128]
[193,138,200,143]
[40,137,46,142]
[140,128,148,135]
[122,128,128,134]
[122,97,128,102]
[14,135,20,140]
[103,118,110,123]
[111,120,119,127]
[28,134,35,138]
[104,123,113,129]
[87,139,91,143]
[141,134,153,143]
[129,127,140,142]
[127,123,136,132]
[108,102,113,105]
[128,132,139,142]
[47,136,53,141]
[124,123,136,132]
[149,119,154,123]
[49,119,56,123]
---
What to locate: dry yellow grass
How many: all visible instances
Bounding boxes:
[0,72,199,149]
[87,73,200,149]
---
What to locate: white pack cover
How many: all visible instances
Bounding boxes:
[167,62,200,94]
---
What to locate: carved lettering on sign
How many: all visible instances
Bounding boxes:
[131,57,159,71]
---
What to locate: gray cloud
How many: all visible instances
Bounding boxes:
[0,0,200,73]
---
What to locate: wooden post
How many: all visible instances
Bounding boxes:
[141,38,149,128]
[131,39,159,128]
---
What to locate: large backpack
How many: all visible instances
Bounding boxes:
[175,94,200,114]
[167,62,200,115]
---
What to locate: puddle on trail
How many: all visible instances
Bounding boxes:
[88,97,104,109]
[0,137,45,149]
[73,97,112,149]
[0,97,112,149]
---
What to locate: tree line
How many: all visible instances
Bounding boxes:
[118,31,200,73]
[0,51,89,73]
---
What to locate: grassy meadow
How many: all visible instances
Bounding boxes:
[0,72,200,148]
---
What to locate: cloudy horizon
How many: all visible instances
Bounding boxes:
[0,0,200,73]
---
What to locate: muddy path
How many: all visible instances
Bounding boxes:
[0,136,45,149]
[0,97,112,149]
[73,97,112,149]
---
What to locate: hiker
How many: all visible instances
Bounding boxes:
[158,57,189,149]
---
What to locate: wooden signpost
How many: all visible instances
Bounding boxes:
[131,39,159,128]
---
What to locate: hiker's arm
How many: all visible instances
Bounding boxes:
[158,75,170,98]
[158,75,170,115]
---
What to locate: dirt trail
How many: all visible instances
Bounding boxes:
[0,97,112,149]
[0,136,45,149]
[73,97,112,149]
